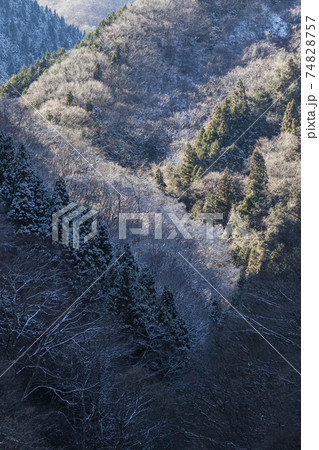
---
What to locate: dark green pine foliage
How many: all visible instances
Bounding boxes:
[133,269,158,333]
[85,99,94,112]
[180,143,200,187]
[231,78,250,131]
[108,244,139,327]
[93,62,102,80]
[0,48,67,98]
[77,5,127,50]
[193,127,208,161]
[70,220,113,291]
[108,249,189,373]
[156,288,189,352]
[281,99,298,134]
[204,168,234,226]
[253,86,272,112]
[179,78,251,182]
[110,44,122,65]
[216,97,233,147]
[0,143,51,233]
[0,143,34,205]
[154,168,167,191]
[0,132,15,186]
[122,42,129,58]
[274,58,300,105]
[239,149,269,229]
[52,177,70,212]
[65,90,74,106]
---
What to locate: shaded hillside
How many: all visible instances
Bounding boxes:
[37,0,130,31]
[0,0,82,82]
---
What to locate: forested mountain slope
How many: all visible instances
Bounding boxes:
[37,0,130,31]
[0,0,82,82]
[0,0,300,447]
[24,0,299,164]
[0,0,300,339]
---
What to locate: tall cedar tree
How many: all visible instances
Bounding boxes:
[0,133,15,186]
[8,178,50,233]
[154,168,167,191]
[93,62,102,80]
[70,220,113,290]
[0,142,51,232]
[111,44,122,64]
[65,90,74,106]
[180,143,199,187]
[156,288,189,351]
[239,149,268,229]
[204,168,234,226]
[108,248,189,371]
[281,99,298,134]
[52,177,69,212]
[179,78,250,182]
[231,78,250,130]
[108,244,139,328]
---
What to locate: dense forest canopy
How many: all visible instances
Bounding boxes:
[0,0,83,82]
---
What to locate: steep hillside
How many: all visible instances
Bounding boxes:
[0,0,300,447]
[0,0,82,82]
[0,0,300,332]
[24,0,299,165]
[37,0,130,31]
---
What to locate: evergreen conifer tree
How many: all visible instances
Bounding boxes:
[231,78,250,130]
[204,168,234,226]
[281,99,298,134]
[52,177,69,212]
[133,269,158,334]
[86,100,94,112]
[156,288,189,351]
[180,143,198,187]
[111,44,121,64]
[8,177,50,232]
[0,133,15,186]
[208,140,220,161]
[108,244,139,327]
[239,150,268,229]
[122,42,129,57]
[93,62,102,80]
[217,98,233,147]
[70,219,113,290]
[1,144,35,205]
[65,90,74,106]
[0,141,50,232]
[154,168,166,191]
